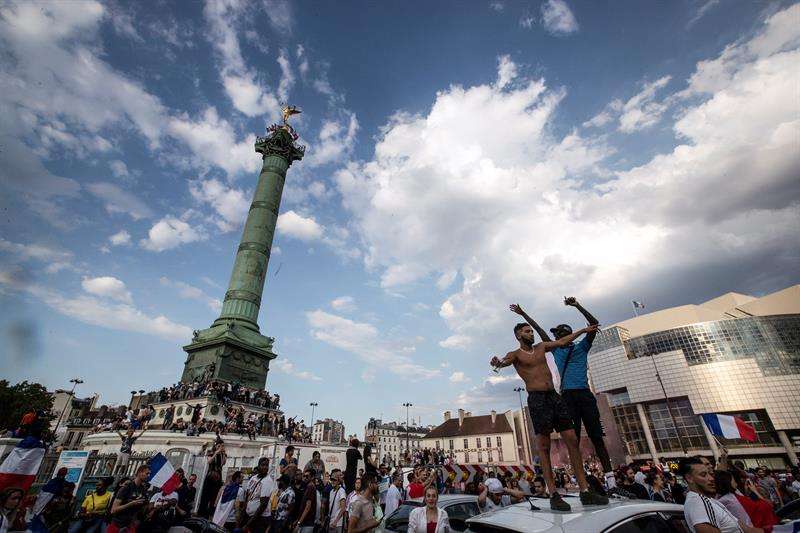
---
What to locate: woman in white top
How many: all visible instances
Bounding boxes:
[408,486,450,533]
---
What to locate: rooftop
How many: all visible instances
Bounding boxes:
[609,284,800,337]
[426,412,512,439]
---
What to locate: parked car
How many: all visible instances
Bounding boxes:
[167,517,227,533]
[380,494,481,532]
[777,498,800,523]
[465,495,689,532]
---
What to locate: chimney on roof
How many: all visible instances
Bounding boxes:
[465,411,472,418]
[458,409,465,427]
[444,411,451,421]
[491,410,496,424]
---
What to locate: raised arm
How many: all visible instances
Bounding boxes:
[509,304,551,342]
[540,325,598,352]
[565,297,598,344]
[490,351,517,369]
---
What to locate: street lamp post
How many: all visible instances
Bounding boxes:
[513,386,533,464]
[54,378,83,441]
[402,402,413,459]
[309,402,318,434]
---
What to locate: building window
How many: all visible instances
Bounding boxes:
[449,440,454,450]
[644,397,707,452]
[463,439,468,449]
[488,450,493,463]
[477,451,483,463]
[622,315,800,376]
[498,448,503,462]
[485,437,491,447]
[611,403,650,456]
[496,436,502,447]
[464,451,470,463]
[475,438,481,449]
[435,441,440,450]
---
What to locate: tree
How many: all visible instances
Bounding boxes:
[0,380,54,435]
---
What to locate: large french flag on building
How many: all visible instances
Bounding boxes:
[148,453,182,494]
[702,414,757,442]
[0,436,46,492]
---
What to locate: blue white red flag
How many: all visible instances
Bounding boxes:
[148,453,181,494]
[701,413,756,442]
[0,436,45,492]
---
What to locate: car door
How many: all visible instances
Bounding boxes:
[604,512,672,533]
[445,501,481,532]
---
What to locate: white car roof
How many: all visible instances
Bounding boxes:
[466,496,684,533]
[404,494,479,505]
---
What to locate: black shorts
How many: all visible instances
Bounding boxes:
[561,388,604,440]
[527,390,573,435]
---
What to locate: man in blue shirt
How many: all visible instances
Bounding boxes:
[510,298,615,489]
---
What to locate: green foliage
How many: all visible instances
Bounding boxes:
[0,380,54,432]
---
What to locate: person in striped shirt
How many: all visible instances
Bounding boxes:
[678,457,763,533]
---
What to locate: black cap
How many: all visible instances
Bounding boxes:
[550,324,573,334]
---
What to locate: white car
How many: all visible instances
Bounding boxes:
[465,495,689,533]
[380,494,481,532]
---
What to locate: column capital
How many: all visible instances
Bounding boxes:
[255,125,305,165]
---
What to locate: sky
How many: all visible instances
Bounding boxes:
[1,0,798,438]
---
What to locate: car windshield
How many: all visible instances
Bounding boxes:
[384,502,423,531]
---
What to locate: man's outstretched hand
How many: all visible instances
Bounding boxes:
[564,297,579,307]
[581,324,599,334]
[490,356,502,367]
[509,304,524,315]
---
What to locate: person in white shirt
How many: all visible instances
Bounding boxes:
[241,457,277,533]
[327,472,347,533]
[384,474,403,518]
[407,486,450,533]
[477,478,524,512]
[678,457,762,533]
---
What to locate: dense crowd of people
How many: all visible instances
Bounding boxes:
[151,379,280,411]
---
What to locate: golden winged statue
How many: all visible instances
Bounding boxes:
[282,104,301,125]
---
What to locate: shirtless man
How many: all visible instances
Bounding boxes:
[490,322,608,511]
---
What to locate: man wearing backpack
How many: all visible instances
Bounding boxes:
[510,297,616,490]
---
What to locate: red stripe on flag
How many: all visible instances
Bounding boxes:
[161,472,182,495]
[734,416,756,442]
[0,472,36,492]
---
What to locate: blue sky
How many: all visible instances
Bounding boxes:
[1,0,798,437]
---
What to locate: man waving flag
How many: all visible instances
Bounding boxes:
[148,452,182,495]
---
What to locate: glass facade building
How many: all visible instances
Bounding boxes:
[589,286,800,467]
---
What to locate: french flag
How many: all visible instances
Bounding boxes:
[702,413,757,442]
[0,436,46,492]
[148,453,182,494]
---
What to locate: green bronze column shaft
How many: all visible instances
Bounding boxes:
[213,127,304,331]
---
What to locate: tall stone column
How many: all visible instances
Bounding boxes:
[213,130,304,331]
[180,126,305,389]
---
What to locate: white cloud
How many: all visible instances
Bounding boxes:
[272,358,321,381]
[109,160,130,178]
[519,15,535,29]
[81,275,133,303]
[0,1,166,148]
[141,216,205,252]
[541,0,579,35]
[109,230,132,246]
[86,182,154,220]
[167,107,261,177]
[489,2,504,12]
[495,55,517,89]
[330,295,356,312]
[276,210,324,241]
[449,371,470,383]
[306,310,439,378]
[687,0,720,28]
[617,76,672,133]
[277,49,295,102]
[582,110,613,129]
[2,279,192,341]
[160,277,222,313]
[203,0,281,120]
[190,178,250,232]
[0,238,72,264]
[305,113,359,168]
[335,9,800,355]
[263,0,292,32]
